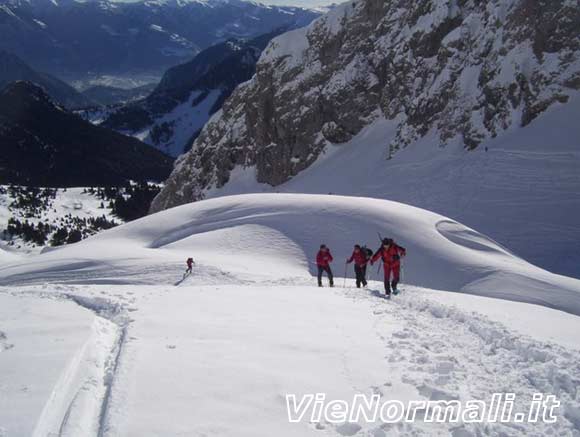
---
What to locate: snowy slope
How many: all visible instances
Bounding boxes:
[2,194,580,314]
[0,186,120,255]
[135,89,223,157]
[151,0,580,280]
[0,246,17,261]
[161,94,580,278]
[0,295,98,437]
[1,194,580,436]
[275,95,580,278]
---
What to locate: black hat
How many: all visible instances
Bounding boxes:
[383,238,393,245]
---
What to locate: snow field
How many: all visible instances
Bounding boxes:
[2,194,578,314]
[1,193,579,436]
[2,280,579,436]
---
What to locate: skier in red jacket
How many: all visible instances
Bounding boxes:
[371,238,406,296]
[316,244,334,287]
[346,244,369,288]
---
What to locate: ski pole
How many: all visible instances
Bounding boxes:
[343,262,347,288]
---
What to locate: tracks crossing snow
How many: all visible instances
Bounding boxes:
[19,291,131,437]
[334,285,580,436]
[3,278,580,436]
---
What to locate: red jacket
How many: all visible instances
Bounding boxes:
[316,250,333,267]
[347,250,368,266]
[371,244,406,265]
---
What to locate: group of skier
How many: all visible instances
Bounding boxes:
[183,237,406,297]
[316,238,407,296]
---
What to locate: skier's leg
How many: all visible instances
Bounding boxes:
[361,265,368,287]
[327,266,334,287]
[317,266,323,287]
[391,263,401,291]
[384,264,392,295]
[354,266,361,288]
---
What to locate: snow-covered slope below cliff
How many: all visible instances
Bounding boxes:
[151,0,580,278]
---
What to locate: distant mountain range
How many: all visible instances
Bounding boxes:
[0,81,173,186]
[101,29,287,157]
[0,0,319,80]
[0,50,92,108]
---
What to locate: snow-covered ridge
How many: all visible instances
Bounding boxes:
[3,194,580,315]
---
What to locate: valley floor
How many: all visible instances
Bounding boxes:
[2,270,580,436]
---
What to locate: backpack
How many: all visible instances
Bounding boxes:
[361,246,373,260]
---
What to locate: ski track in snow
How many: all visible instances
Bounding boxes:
[0,329,14,352]
[3,276,580,436]
[337,285,580,436]
[0,289,131,437]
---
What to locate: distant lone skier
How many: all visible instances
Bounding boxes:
[316,244,334,287]
[371,238,406,296]
[186,257,195,275]
[346,244,370,288]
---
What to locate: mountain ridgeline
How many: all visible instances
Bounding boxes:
[0,81,173,187]
[0,0,319,79]
[0,50,92,109]
[151,0,579,210]
[102,29,289,157]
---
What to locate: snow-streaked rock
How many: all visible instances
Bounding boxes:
[154,0,579,206]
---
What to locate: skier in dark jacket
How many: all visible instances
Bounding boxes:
[371,238,406,296]
[316,244,334,287]
[346,244,369,288]
[186,257,194,274]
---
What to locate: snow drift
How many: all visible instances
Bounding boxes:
[1,194,579,316]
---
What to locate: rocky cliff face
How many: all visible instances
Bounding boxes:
[151,0,580,212]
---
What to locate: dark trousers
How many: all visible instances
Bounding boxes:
[317,265,333,286]
[354,265,367,288]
